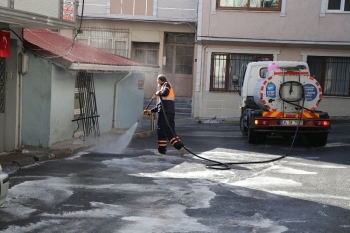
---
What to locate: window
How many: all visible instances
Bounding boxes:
[164,33,195,75]
[327,0,350,12]
[0,58,5,113]
[217,0,281,11]
[132,42,159,65]
[210,53,272,92]
[307,56,350,96]
[76,28,129,57]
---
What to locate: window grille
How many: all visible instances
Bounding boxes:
[308,56,350,96]
[76,27,129,57]
[210,53,272,92]
[132,42,159,65]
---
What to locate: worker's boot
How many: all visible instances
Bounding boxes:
[154,152,166,157]
[180,147,186,157]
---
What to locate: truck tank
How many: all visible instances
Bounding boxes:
[253,65,322,113]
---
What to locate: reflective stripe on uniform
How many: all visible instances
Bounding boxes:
[170,136,180,145]
[158,140,167,146]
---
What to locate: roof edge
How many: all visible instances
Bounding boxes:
[69,63,159,73]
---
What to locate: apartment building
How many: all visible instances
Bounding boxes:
[71,0,198,115]
[194,0,350,120]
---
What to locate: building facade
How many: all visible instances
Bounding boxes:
[72,0,198,102]
[0,0,78,152]
[194,0,350,120]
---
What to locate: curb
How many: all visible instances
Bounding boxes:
[4,145,95,174]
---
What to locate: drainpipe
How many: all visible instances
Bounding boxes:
[113,72,132,128]
[199,44,208,119]
[17,72,22,148]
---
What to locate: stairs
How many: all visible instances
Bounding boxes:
[143,97,192,117]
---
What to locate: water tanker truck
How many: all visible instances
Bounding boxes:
[239,61,331,146]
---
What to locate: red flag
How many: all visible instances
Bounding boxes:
[0,30,10,58]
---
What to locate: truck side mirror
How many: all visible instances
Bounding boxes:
[232,75,239,85]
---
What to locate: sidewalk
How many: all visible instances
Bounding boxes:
[0,120,158,175]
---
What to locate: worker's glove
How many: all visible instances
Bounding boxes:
[143,110,151,116]
[154,91,160,96]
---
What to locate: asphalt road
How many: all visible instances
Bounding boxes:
[0,120,350,233]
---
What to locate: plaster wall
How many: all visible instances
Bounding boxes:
[82,19,194,43]
[0,0,7,7]
[80,19,194,98]
[202,0,350,43]
[93,72,125,132]
[49,66,75,145]
[21,54,52,147]
[194,44,350,119]
[14,0,61,19]
[114,72,145,129]
[82,0,198,22]
[4,40,20,151]
[0,27,23,153]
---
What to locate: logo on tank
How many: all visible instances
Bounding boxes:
[303,84,317,101]
[266,82,276,98]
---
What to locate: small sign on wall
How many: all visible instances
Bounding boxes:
[138,80,144,89]
[63,0,74,21]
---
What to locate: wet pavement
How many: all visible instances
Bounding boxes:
[1,116,350,232]
[0,115,238,174]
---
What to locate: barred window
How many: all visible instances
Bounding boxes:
[132,42,159,65]
[307,56,350,96]
[217,0,281,11]
[0,58,5,113]
[76,28,129,57]
[210,53,272,92]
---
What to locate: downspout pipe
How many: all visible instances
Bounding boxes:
[113,72,132,128]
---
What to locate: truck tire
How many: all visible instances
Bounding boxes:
[307,132,328,147]
[248,128,257,143]
[240,115,248,136]
[314,133,328,147]
[257,133,266,144]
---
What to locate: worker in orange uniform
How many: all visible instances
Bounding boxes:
[143,74,186,157]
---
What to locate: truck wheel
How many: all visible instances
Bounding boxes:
[240,115,248,136]
[248,128,257,143]
[314,133,328,147]
[257,133,266,144]
[307,133,328,147]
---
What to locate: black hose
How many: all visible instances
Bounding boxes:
[158,85,306,170]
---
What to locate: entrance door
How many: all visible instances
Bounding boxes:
[163,33,195,97]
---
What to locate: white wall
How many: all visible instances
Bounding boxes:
[50,66,76,145]
[22,57,146,148]
[21,53,52,147]
[114,72,145,129]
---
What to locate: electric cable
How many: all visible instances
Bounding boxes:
[1,0,85,59]
[156,83,306,170]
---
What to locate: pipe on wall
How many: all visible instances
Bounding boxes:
[112,72,132,128]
